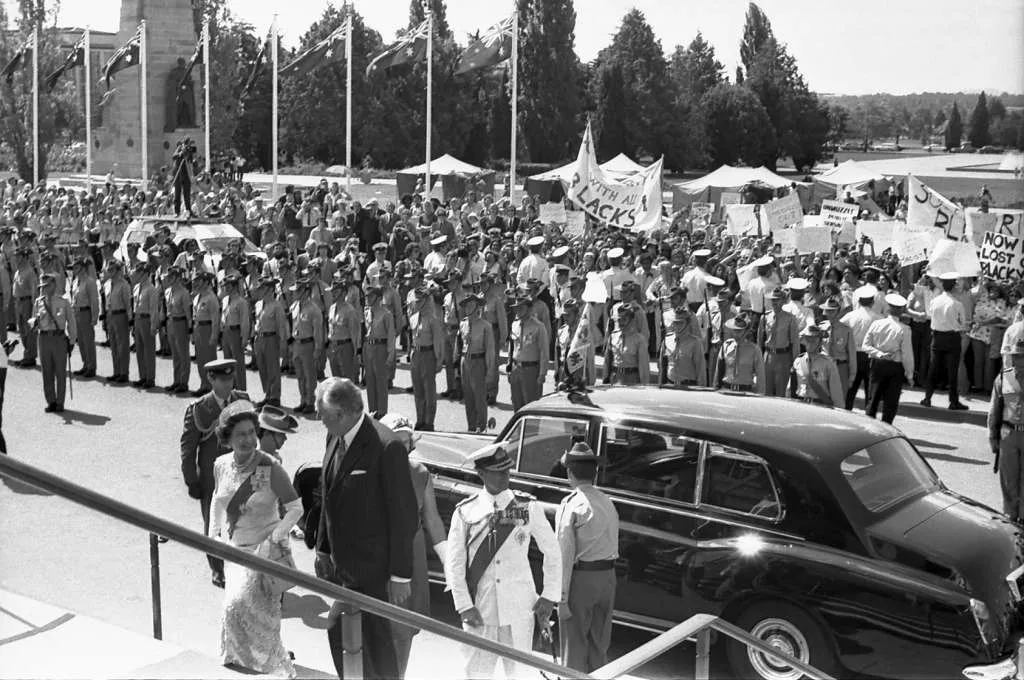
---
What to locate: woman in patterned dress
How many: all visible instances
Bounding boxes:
[209,400,303,677]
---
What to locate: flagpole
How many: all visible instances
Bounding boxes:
[345,2,353,196]
[140,21,148,188]
[509,6,518,203]
[32,22,39,186]
[271,16,278,202]
[85,27,92,191]
[424,3,432,201]
[203,16,210,174]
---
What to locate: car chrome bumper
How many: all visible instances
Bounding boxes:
[962,649,1020,680]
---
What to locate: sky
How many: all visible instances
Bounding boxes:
[10,0,1024,95]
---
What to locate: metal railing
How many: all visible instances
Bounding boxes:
[0,455,835,680]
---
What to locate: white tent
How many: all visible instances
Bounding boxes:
[396,154,495,199]
[399,153,484,176]
[816,159,888,187]
[670,165,800,211]
[599,153,645,178]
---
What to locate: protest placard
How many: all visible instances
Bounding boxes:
[893,228,933,266]
[762,193,803,232]
[538,202,567,225]
[907,175,966,239]
[794,226,832,254]
[721,192,741,205]
[725,204,759,236]
[691,202,715,219]
[564,210,586,237]
[966,207,1024,246]
[927,239,981,277]
[582,272,608,303]
[820,199,859,230]
[837,222,857,245]
[774,228,797,255]
[978,231,1024,281]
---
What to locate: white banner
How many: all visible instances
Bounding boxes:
[538,202,567,225]
[565,302,592,374]
[794,226,832,254]
[567,121,664,232]
[762,192,803,232]
[837,222,857,245]
[774,228,797,255]
[907,175,965,239]
[966,207,1024,246]
[691,202,715,219]
[893,229,933,266]
[856,221,895,253]
[820,199,859,230]
[564,211,586,238]
[720,192,741,205]
[927,238,981,277]
[978,231,1024,281]
[725,204,759,236]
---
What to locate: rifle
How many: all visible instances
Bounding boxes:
[703,288,711,386]
[994,449,1001,474]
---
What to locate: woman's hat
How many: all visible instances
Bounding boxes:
[218,399,256,428]
[258,405,299,435]
[379,413,415,435]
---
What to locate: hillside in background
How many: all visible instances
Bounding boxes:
[823,92,1024,110]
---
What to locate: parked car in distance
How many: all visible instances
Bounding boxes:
[959,143,978,153]
[415,386,1024,680]
[980,145,1004,154]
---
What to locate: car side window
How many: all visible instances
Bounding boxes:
[600,425,702,503]
[515,416,590,478]
[500,418,526,468]
[701,443,782,520]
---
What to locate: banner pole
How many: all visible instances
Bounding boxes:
[510,6,518,203]
[204,16,210,174]
[424,4,432,201]
[271,16,278,202]
[140,21,148,188]
[85,27,92,191]
[345,2,353,196]
[32,22,39,186]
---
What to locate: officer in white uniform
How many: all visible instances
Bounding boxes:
[988,339,1024,521]
[446,443,562,680]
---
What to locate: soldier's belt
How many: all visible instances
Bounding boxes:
[138,313,151,319]
[171,316,188,321]
[514,360,539,367]
[227,325,241,330]
[1003,423,1024,432]
[770,346,792,354]
[415,345,433,351]
[618,366,640,374]
[39,329,63,335]
[332,338,353,345]
[297,337,315,344]
[17,296,31,301]
[836,359,849,364]
[574,559,615,571]
[725,382,753,391]
[367,338,388,345]
[110,309,127,315]
[468,352,486,359]
[77,306,91,312]
[258,331,278,337]
[196,320,212,326]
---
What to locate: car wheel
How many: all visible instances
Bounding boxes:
[726,601,838,680]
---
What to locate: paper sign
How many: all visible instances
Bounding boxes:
[725,204,759,236]
[837,222,857,245]
[582,272,608,303]
[908,175,966,239]
[737,262,756,290]
[927,239,981,277]
[820,199,859,230]
[966,207,1024,246]
[539,202,567,225]
[856,222,895,253]
[794,226,832,254]
[894,229,933,266]
[979,231,1024,281]
[774,228,797,255]
[691,202,715,219]
[564,211,586,237]
[762,193,803,232]
[720,192,741,205]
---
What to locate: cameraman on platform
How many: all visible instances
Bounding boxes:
[172,137,197,218]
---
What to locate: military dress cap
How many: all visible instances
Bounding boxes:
[607,247,625,260]
[430,235,448,247]
[258,405,299,435]
[372,241,388,251]
[799,324,824,338]
[462,293,483,308]
[693,248,712,258]
[72,257,90,268]
[861,265,883,274]
[725,316,749,331]
[716,287,733,300]
[885,293,908,307]
[468,443,515,472]
[288,278,310,293]
[205,358,237,376]
[938,271,960,281]
[562,298,580,312]
[786,277,809,292]
[668,285,687,300]
[561,441,601,466]
[614,304,636,320]
[705,275,725,287]
[527,235,546,247]
[165,265,184,277]
[223,272,242,284]
[191,269,212,281]
[511,294,533,308]
[551,245,570,259]
[553,264,571,275]
[819,297,841,311]
[218,399,256,427]
[752,255,774,267]
[132,261,150,273]
[1009,340,1024,356]
[854,284,878,299]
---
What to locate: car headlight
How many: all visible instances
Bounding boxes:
[970,598,992,646]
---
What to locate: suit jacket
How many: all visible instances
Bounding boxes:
[179,389,249,491]
[317,417,417,589]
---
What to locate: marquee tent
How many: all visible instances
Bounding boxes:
[524,154,649,203]
[670,165,799,211]
[600,153,645,178]
[815,159,889,187]
[396,154,495,200]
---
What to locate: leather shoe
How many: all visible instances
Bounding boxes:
[141,380,156,389]
[55,405,65,413]
[116,375,130,383]
[44,403,57,413]
[164,384,178,392]
[211,573,225,588]
[73,368,87,376]
[132,379,146,387]
[18,359,36,368]
[174,385,191,394]
[291,403,307,412]
[949,402,969,411]
[919,398,932,407]
[264,398,281,407]
[82,369,96,378]
[301,404,316,415]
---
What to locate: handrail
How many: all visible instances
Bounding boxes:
[0,454,837,680]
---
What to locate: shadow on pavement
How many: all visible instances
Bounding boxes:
[60,410,112,426]
[1,469,53,496]
[282,592,330,630]
[898,404,988,427]
[918,449,989,466]
[909,438,956,451]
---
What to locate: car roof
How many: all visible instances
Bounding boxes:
[521,386,899,463]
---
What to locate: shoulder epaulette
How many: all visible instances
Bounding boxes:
[512,489,537,503]
[455,493,480,509]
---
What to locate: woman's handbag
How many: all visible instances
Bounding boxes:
[260,537,298,596]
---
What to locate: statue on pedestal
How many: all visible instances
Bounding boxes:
[165,57,197,132]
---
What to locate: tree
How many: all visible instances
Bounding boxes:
[669,32,724,102]
[409,0,451,41]
[989,96,1006,121]
[826,103,849,146]
[592,60,629,159]
[518,0,581,162]
[945,101,963,149]
[702,83,776,168]
[739,2,774,73]
[967,91,991,148]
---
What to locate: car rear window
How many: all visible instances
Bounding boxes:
[840,438,938,513]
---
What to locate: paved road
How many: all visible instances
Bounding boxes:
[0,341,1000,679]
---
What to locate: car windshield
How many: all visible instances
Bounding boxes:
[840,438,939,513]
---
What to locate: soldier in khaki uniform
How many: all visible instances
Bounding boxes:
[363,284,396,417]
[480,273,507,405]
[609,304,649,385]
[103,259,133,384]
[792,324,844,407]
[989,339,1024,521]
[131,261,160,388]
[12,248,38,367]
[251,276,288,407]
[555,443,619,672]
[219,273,251,391]
[407,284,444,431]
[191,271,221,396]
[289,277,322,414]
[71,257,99,378]
[31,273,77,412]
[664,288,706,387]
[758,288,800,397]
[714,316,766,394]
[459,294,495,433]
[163,267,193,393]
[820,297,856,398]
[326,272,362,382]
[508,295,549,412]
[442,272,468,400]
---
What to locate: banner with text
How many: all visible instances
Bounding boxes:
[762,192,804,232]
[564,210,586,237]
[927,238,981,277]
[539,202,567,225]
[965,207,1024,246]
[820,199,859,230]
[691,202,715,219]
[568,121,664,232]
[979,231,1024,281]
[725,204,759,236]
[720,192,741,205]
[907,175,966,239]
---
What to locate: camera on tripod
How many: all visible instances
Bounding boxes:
[175,136,197,162]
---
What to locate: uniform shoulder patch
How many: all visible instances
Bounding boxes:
[455,493,480,509]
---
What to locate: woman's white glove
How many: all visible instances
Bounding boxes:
[433,540,448,564]
[271,498,304,543]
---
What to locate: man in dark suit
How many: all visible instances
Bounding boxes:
[179,358,249,587]
[314,377,418,679]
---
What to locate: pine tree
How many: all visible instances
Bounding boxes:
[702,82,776,167]
[967,91,991,148]
[669,32,725,102]
[945,102,963,150]
[739,2,774,73]
[408,0,451,40]
[592,60,629,159]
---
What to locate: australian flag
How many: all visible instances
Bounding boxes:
[45,33,86,92]
[455,15,514,76]
[365,19,430,78]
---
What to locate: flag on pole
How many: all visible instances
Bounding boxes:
[907,174,966,240]
[455,15,513,75]
[281,18,349,78]
[101,27,142,89]
[1,35,34,85]
[366,19,429,77]
[177,30,204,94]
[242,29,271,96]
[44,33,87,92]
[565,302,592,377]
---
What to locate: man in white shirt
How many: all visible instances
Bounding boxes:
[600,247,635,303]
[862,293,915,424]
[681,248,711,311]
[782,277,814,330]
[841,285,881,410]
[743,255,777,316]
[921,271,968,410]
[423,235,449,276]
[516,235,550,292]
